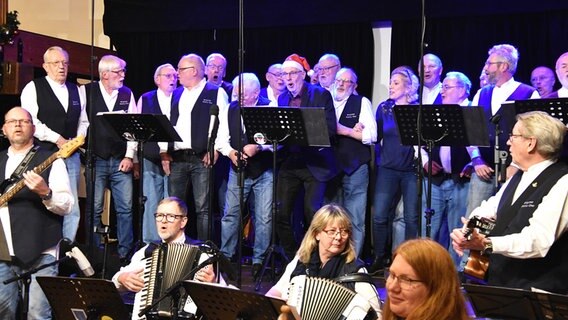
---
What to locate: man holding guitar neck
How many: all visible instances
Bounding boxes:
[0,107,74,319]
[451,111,568,294]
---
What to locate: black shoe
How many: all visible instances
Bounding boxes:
[252,263,263,281]
[368,257,384,275]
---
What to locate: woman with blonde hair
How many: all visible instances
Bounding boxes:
[267,204,381,318]
[383,238,469,320]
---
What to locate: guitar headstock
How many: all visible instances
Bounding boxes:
[464,215,496,239]
[57,136,85,159]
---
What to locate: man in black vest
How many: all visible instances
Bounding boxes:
[419,53,444,104]
[20,46,87,242]
[276,53,338,259]
[451,111,568,294]
[82,55,137,260]
[0,107,73,319]
[158,53,229,241]
[135,63,177,244]
[421,71,473,265]
[216,73,272,279]
[328,68,377,256]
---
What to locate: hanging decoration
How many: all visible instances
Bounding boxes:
[0,11,19,46]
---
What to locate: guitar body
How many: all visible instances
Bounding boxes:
[464,250,489,282]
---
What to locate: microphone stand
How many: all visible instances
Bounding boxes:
[491,114,507,192]
[207,124,218,241]
[4,255,73,320]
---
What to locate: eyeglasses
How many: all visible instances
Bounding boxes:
[46,61,69,67]
[207,64,225,71]
[5,119,32,126]
[159,73,178,79]
[508,133,526,141]
[268,71,284,78]
[323,229,350,238]
[335,79,355,85]
[178,66,195,73]
[441,85,463,91]
[154,212,185,223]
[281,70,303,78]
[386,272,423,290]
[110,68,126,75]
[319,64,339,73]
[485,61,505,66]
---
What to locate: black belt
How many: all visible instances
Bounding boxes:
[171,149,202,161]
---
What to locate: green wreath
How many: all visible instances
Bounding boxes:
[1,11,20,46]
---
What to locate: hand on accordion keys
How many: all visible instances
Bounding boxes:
[199,241,237,281]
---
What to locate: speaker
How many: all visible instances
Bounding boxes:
[0,61,34,95]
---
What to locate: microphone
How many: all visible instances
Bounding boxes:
[207,104,220,147]
[200,241,237,280]
[66,247,95,277]
[489,114,501,124]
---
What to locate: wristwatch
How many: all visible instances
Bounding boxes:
[483,238,493,255]
[41,189,53,201]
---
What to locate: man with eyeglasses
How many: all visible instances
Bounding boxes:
[328,68,377,256]
[205,53,233,98]
[317,53,341,91]
[158,53,229,241]
[544,52,568,98]
[0,107,74,319]
[530,66,556,98]
[112,197,226,317]
[451,111,568,294]
[466,44,540,216]
[81,54,138,262]
[276,53,337,260]
[20,46,88,243]
[134,63,178,244]
[259,63,286,106]
[420,71,473,265]
[418,53,444,104]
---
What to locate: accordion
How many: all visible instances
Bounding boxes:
[286,275,374,320]
[133,242,201,320]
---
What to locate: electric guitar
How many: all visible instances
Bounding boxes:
[0,136,85,207]
[463,215,496,281]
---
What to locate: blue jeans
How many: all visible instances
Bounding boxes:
[421,178,470,265]
[466,172,495,216]
[168,155,210,240]
[392,198,405,250]
[372,167,418,260]
[221,168,273,264]
[142,158,169,244]
[338,164,369,256]
[0,254,57,319]
[91,156,134,258]
[62,153,81,242]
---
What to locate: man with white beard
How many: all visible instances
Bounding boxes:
[545,52,568,98]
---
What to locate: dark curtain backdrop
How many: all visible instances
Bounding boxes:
[391,9,568,96]
[109,23,375,99]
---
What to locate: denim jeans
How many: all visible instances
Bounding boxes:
[338,164,369,256]
[466,172,495,216]
[62,153,81,242]
[91,156,134,258]
[392,198,405,251]
[421,178,470,265]
[0,254,57,320]
[372,167,418,260]
[142,158,169,244]
[168,155,210,240]
[221,168,273,264]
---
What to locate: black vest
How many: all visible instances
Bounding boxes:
[170,83,219,154]
[85,82,133,159]
[227,96,272,179]
[34,77,82,152]
[0,148,60,267]
[140,90,165,164]
[335,95,372,175]
[487,162,568,293]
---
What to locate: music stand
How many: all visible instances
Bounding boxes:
[241,106,330,291]
[182,281,286,320]
[36,276,129,320]
[464,284,568,320]
[393,105,489,237]
[99,113,181,253]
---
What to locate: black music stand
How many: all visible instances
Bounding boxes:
[99,113,181,253]
[241,106,330,291]
[36,276,129,320]
[182,281,286,320]
[464,284,568,320]
[393,105,489,237]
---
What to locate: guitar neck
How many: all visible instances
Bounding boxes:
[0,153,59,207]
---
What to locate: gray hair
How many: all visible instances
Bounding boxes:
[488,44,519,75]
[516,111,566,160]
[445,71,472,96]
